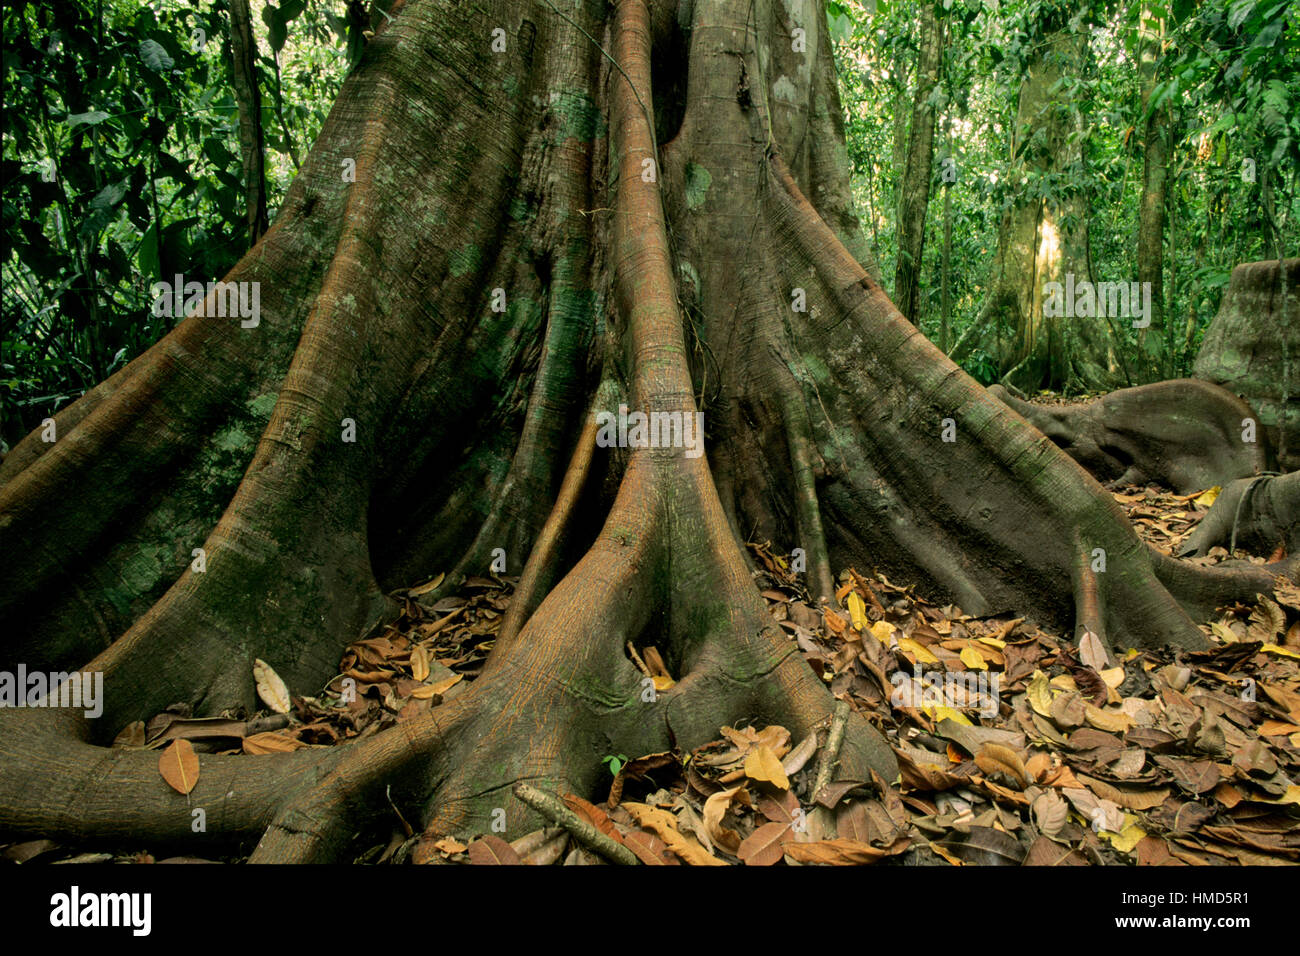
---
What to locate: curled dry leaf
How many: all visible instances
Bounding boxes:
[781,733,818,776]
[974,743,1029,788]
[158,738,200,795]
[410,644,430,682]
[702,786,749,852]
[623,802,725,866]
[410,672,461,699]
[252,658,292,714]
[1084,703,1133,733]
[510,827,569,866]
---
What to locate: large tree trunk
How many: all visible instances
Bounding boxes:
[0,0,1290,862]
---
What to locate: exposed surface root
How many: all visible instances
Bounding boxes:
[988,380,1269,493]
[1181,471,1300,559]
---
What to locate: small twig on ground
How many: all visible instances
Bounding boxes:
[513,782,639,866]
[813,698,851,799]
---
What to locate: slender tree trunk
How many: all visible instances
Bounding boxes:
[940,117,952,352]
[1136,5,1170,379]
[227,0,269,247]
[893,1,943,323]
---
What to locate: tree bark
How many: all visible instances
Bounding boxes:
[1135,5,1170,379]
[0,0,1291,861]
[892,1,943,323]
[1194,258,1299,472]
[227,0,270,247]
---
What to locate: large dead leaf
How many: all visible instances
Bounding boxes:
[562,793,624,843]
[158,739,199,795]
[624,830,679,865]
[744,746,789,789]
[738,822,792,866]
[1076,774,1170,810]
[938,826,1026,865]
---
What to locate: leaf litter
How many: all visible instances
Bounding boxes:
[6,486,1297,865]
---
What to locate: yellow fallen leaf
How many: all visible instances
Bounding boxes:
[1260,644,1300,660]
[783,838,904,865]
[407,572,445,597]
[869,620,895,645]
[974,743,1028,788]
[930,842,965,866]
[960,646,987,671]
[1192,485,1221,508]
[977,637,1007,649]
[847,591,868,632]
[927,705,972,726]
[411,672,463,699]
[1099,813,1146,853]
[898,638,938,664]
[242,731,304,754]
[652,674,675,691]
[1099,667,1125,690]
[1084,703,1134,733]
[744,746,790,789]
[1258,719,1300,736]
[1211,621,1239,643]
[1027,670,1053,718]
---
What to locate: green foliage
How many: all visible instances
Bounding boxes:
[602,753,629,776]
[1,0,350,444]
[831,0,1298,386]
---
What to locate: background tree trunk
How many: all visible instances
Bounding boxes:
[951,20,1121,392]
[227,0,269,247]
[1194,257,1299,472]
[1135,4,1171,379]
[892,1,943,323]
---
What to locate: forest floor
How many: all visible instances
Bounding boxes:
[3,481,1298,867]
